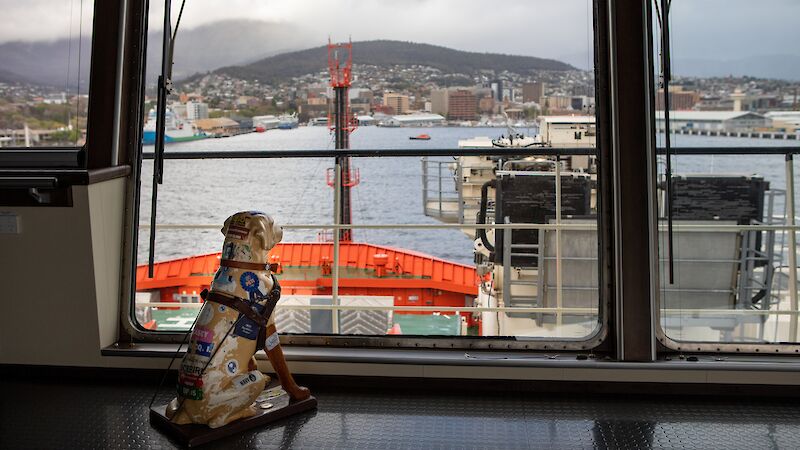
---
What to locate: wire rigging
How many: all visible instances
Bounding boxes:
[76,0,83,146]
[656,0,676,284]
[64,0,74,141]
[148,0,187,277]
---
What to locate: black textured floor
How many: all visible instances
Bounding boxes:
[1,376,800,449]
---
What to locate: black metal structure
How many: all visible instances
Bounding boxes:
[606,0,659,361]
[657,0,676,284]
[333,85,353,241]
[146,0,173,277]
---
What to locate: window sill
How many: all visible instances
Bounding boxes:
[102,342,800,371]
[0,165,130,186]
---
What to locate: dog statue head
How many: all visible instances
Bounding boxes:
[220,211,283,264]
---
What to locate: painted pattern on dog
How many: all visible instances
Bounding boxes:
[166,211,284,428]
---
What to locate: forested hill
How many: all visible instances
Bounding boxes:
[213,40,575,83]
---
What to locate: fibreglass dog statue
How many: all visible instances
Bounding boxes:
[166,211,310,428]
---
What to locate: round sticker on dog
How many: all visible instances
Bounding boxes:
[240,272,260,293]
[226,360,238,375]
[198,305,214,326]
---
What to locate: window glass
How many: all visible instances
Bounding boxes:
[134,0,601,342]
[0,0,93,148]
[653,0,800,345]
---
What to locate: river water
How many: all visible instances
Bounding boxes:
[137,126,798,266]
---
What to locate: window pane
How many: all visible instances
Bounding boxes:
[653,0,800,345]
[134,0,600,342]
[0,1,93,148]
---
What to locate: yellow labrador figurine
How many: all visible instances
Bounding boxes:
[166,211,310,428]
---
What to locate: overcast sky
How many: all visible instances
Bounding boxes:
[2,0,799,68]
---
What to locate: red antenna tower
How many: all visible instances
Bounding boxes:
[327,39,358,134]
[326,38,359,242]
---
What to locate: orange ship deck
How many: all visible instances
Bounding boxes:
[137,242,479,310]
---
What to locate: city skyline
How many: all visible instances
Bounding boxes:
[1,0,798,75]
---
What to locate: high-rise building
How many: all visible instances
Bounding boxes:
[186,101,209,120]
[490,80,504,102]
[383,92,410,115]
[448,89,477,121]
[431,89,450,116]
[655,86,700,111]
[522,82,546,103]
[541,95,572,111]
[478,96,495,114]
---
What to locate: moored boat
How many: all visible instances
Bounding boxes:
[142,108,207,145]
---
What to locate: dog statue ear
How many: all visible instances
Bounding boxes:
[220,215,232,236]
[272,221,283,246]
[253,229,267,250]
[252,217,270,251]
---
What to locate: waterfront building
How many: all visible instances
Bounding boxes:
[540,95,573,111]
[350,99,371,114]
[186,101,209,120]
[765,111,800,133]
[655,111,770,132]
[522,82,545,103]
[655,86,700,110]
[170,103,188,120]
[193,117,241,135]
[431,89,450,116]
[383,92,410,115]
[381,113,445,127]
[447,89,477,121]
[490,79,503,101]
[478,95,495,114]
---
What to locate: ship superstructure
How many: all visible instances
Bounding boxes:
[424,115,792,342]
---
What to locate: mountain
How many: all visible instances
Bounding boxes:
[148,19,309,81]
[0,68,33,84]
[673,54,800,81]
[0,37,92,87]
[214,40,576,83]
[0,19,310,87]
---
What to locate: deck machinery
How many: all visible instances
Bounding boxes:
[423,117,785,342]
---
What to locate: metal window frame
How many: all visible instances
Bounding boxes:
[108,0,800,358]
[0,0,133,178]
[121,149,611,352]
[114,1,615,353]
[642,2,800,356]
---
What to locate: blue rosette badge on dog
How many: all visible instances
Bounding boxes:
[240,272,260,300]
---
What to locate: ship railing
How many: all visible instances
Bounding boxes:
[133,301,800,337]
[138,222,800,341]
[140,146,800,343]
[421,157,462,223]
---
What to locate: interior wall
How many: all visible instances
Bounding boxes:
[0,177,163,369]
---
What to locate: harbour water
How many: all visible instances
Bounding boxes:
[137,126,798,266]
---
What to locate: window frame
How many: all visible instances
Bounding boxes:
[118,0,614,353]
[647,0,800,355]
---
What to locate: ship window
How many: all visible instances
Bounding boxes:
[651,0,800,349]
[128,0,605,349]
[0,0,93,151]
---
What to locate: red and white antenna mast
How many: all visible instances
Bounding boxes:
[326,38,359,241]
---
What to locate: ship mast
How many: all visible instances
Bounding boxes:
[327,39,359,241]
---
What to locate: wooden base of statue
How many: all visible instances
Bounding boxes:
[149,383,317,448]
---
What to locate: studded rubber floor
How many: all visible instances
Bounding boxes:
[1,376,800,449]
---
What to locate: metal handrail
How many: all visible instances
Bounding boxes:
[137,223,800,231]
[141,147,598,159]
[140,146,800,161]
[134,302,800,317]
